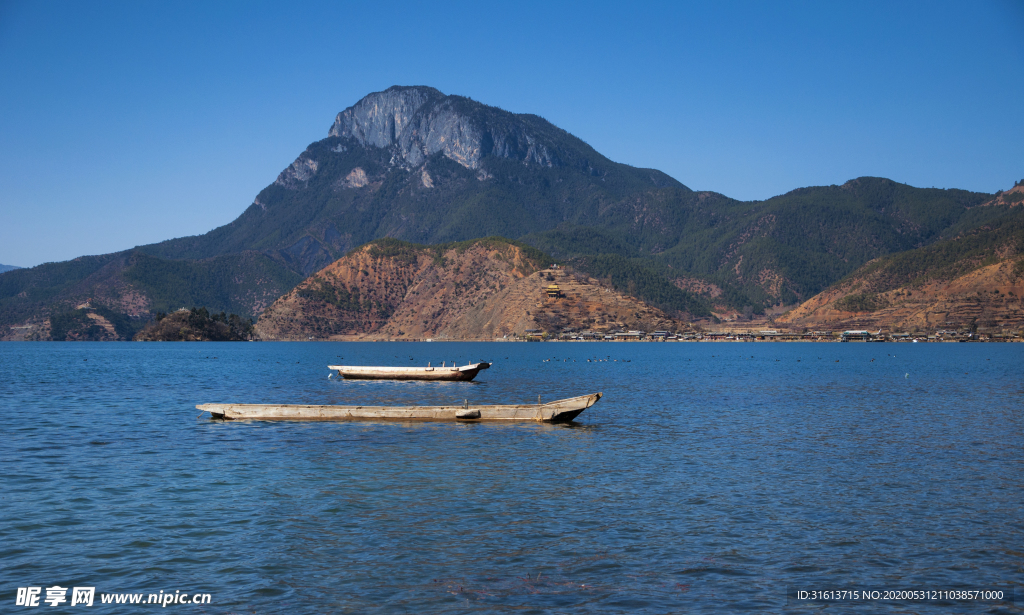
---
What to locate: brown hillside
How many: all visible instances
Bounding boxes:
[778,257,1019,331]
[783,258,1024,331]
[256,239,688,340]
[980,183,1024,208]
[782,205,1024,332]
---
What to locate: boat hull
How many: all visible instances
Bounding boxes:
[328,362,490,381]
[197,393,602,423]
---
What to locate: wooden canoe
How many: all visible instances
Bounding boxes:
[328,362,490,381]
[197,392,602,423]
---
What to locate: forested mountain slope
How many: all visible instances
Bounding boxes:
[0,251,301,340]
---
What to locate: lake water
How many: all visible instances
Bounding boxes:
[2,341,1022,613]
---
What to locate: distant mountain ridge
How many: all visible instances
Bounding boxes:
[0,85,1016,339]
[0,264,20,274]
[0,250,302,340]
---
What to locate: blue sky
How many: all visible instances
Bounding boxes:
[1,0,1022,268]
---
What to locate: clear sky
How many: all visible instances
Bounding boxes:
[1,0,1022,268]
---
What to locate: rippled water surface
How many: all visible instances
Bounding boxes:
[2,341,1023,613]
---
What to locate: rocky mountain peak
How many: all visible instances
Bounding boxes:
[327,85,566,170]
[328,86,442,148]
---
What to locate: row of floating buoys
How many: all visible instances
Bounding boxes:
[540,356,631,363]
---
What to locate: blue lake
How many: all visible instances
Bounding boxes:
[2,341,1022,613]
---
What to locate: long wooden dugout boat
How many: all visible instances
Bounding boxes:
[328,362,490,381]
[197,392,602,423]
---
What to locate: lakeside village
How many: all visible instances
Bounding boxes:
[509,328,1023,342]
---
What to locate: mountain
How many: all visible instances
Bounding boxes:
[141,86,1006,310]
[0,251,301,340]
[527,177,1007,309]
[781,206,1024,331]
[0,85,1014,339]
[255,238,691,340]
[0,264,20,274]
[2,86,693,338]
[140,86,688,275]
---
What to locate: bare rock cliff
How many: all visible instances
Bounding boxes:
[326,86,559,170]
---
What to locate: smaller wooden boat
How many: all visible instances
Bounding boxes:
[328,361,490,381]
[197,392,602,423]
